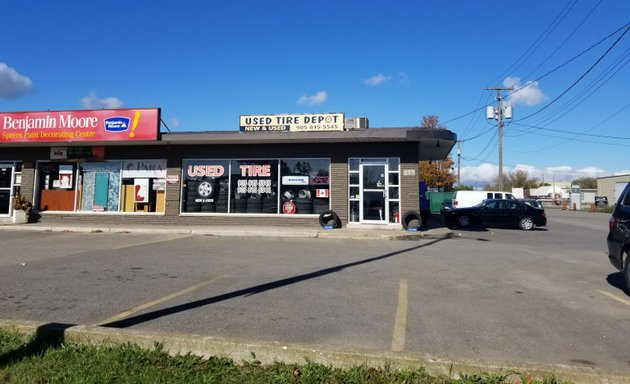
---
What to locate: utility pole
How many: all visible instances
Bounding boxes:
[457,141,461,187]
[484,87,513,191]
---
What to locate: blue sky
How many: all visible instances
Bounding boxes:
[1,0,629,185]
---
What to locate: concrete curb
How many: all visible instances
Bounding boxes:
[1,320,628,384]
[0,223,453,240]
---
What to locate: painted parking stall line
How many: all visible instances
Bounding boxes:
[391,279,408,352]
[95,275,229,326]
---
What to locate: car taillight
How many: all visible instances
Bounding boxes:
[609,216,617,232]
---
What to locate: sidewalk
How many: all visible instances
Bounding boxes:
[0,217,453,241]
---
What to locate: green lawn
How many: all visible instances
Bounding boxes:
[0,329,568,384]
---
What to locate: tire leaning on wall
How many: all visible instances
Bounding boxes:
[401,210,422,231]
[319,210,341,229]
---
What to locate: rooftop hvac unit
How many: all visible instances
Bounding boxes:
[345,117,369,130]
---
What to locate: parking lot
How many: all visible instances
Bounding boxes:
[1,208,628,373]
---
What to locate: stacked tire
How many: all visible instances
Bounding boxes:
[262,197,277,214]
[247,197,263,213]
[313,198,328,214]
[295,197,313,214]
[185,181,201,212]
[216,188,229,213]
[233,198,247,213]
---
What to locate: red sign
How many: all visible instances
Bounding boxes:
[0,108,160,143]
[282,201,296,214]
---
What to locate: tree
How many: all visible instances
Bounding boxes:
[484,169,540,191]
[418,155,456,189]
[420,115,446,130]
[509,169,540,189]
[571,177,597,189]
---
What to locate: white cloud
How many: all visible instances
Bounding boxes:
[0,62,33,99]
[398,71,410,85]
[458,162,610,186]
[616,170,630,176]
[169,118,180,128]
[364,73,392,86]
[79,91,123,109]
[503,76,546,106]
[297,91,328,106]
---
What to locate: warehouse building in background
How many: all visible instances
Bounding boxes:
[0,108,456,228]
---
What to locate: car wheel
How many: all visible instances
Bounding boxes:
[457,215,470,227]
[518,217,534,231]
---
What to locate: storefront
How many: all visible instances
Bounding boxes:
[0,109,457,227]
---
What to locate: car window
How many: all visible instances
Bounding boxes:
[493,193,502,199]
[506,193,514,200]
[484,200,498,210]
[486,193,493,199]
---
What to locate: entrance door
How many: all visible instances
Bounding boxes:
[0,164,14,216]
[360,163,387,223]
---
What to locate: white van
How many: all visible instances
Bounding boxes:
[452,190,516,208]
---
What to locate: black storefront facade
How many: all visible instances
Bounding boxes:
[0,109,457,228]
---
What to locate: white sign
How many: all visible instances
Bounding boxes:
[122,159,167,178]
[282,175,309,185]
[240,113,344,132]
[134,178,150,203]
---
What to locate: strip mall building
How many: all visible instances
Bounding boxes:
[0,108,456,228]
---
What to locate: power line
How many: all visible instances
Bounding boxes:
[440,22,630,127]
[515,25,630,122]
[521,0,602,81]
[487,0,577,86]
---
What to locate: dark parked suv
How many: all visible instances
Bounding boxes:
[608,182,630,293]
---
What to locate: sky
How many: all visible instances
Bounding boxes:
[1,0,629,186]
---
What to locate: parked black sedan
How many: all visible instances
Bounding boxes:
[444,199,546,231]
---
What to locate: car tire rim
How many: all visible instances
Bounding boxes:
[521,218,533,230]
[458,216,469,227]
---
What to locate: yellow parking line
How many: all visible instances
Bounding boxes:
[391,279,408,352]
[95,275,228,326]
[597,289,630,308]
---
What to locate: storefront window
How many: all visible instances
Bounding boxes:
[37,162,78,211]
[120,160,167,213]
[78,162,121,212]
[180,158,330,215]
[231,160,278,214]
[182,160,230,213]
[280,159,330,215]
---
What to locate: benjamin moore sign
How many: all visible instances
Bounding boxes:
[0,108,160,143]
[240,113,344,132]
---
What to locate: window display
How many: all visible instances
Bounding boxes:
[37,162,77,211]
[182,160,230,213]
[180,158,330,215]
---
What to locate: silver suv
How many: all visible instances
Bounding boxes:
[608,182,630,293]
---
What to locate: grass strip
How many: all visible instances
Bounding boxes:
[0,329,569,384]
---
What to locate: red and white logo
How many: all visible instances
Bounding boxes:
[282,201,296,214]
[315,189,329,198]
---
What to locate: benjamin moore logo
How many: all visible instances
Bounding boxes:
[104,117,131,132]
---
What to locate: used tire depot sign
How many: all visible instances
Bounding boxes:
[240,113,344,132]
[0,108,160,143]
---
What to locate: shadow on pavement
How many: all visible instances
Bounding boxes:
[102,238,447,328]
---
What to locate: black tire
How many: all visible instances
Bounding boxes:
[247,197,263,213]
[313,198,329,214]
[319,210,341,229]
[233,199,247,213]
[518,217,534,231]
[295,197,313,214]
[457,215,471,227]
[402,210,422,231]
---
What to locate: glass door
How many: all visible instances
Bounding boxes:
[0,164,15,216]
[360,163,387,223]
